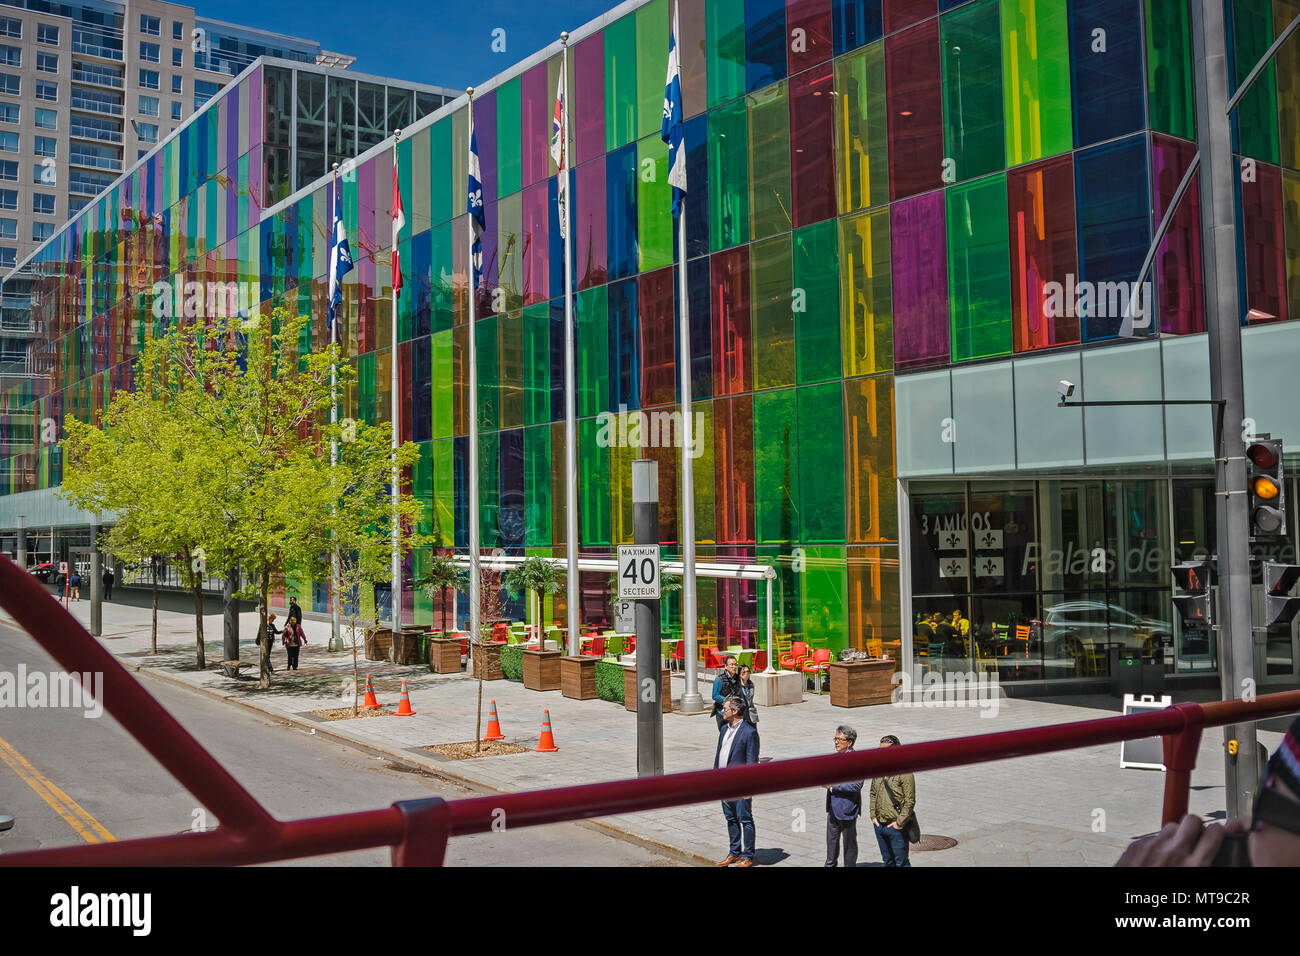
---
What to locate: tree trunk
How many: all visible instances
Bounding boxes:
[351,618,360,717]
[475,645,484,754]
[258,572,271,689]
[441,585,449,634]
[150,556,158,655]
[192,574,206,671]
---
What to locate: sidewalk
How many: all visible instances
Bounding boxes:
[10,592,1288,867]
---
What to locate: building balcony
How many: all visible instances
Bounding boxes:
[69,152,123,173]
[68,180,107,197]
[70,41,124,63]
[69,96,124,118]
[71,68,124,90]
[69,124,123,145]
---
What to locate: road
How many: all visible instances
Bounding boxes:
[0,622,677,866]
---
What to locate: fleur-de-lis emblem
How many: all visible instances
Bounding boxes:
[943,531,960,549]
[468,187,482,209]
[943,560,960,576]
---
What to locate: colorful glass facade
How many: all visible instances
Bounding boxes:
[1,0,1299,664]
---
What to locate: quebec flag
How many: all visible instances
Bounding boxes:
[661,1,686,218]
[468,128,485,289]
[327,176,353,330]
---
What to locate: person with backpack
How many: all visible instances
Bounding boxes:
[869,734,917,867]
[69,569,81,601]
[281,617,307,670]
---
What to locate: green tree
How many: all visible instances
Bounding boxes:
[503,556,565,644]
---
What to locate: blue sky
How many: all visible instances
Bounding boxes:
[212,0,616,89]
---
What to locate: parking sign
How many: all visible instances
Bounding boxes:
[617,545,660,600]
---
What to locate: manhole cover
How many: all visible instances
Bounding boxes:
[913,834,958,851]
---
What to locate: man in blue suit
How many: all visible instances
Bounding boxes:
[714,695,760,867]
[825,725,864,867]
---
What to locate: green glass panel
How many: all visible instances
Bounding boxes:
[838,207,893,376]
[497,191,523,312]
[410,128,429,235]
[1279,0,1300,172]
[693,402,717,545]
[1144,0,1196,140]
[429,117,455,225]
[948,173,1012,362]
[1001,0,1073,165]
[496,76,523,196]
[638,134,673,271]
[398,235,414,341]
[605,14,638,151]
[635,0,670,141]
[942,0,1005,182]
[834,42,889,216]
[793,220,841,384]
[576,287,609,417]
[707,0,746,108]
[748,81,791,240]
[358,351,376,424]
[1232,0,1280,163]
[431,438,454,546]
[579,417,612,546]
[430,220,455,333]
[751,235,795,390]
[801,545,848,651]
[414,439,434,537]
[753,388,799,544]
[525,424,552,546]
[476,314,499,430]
[499,311,524,428]
[431,328,454,439]
[523,303,551,425]
[799,383,845,544]
[479,429,500,548]
[709,98,750,251]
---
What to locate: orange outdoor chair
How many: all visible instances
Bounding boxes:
[779,640,810,671]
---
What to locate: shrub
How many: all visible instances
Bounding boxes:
[499,644,524,681]
[595,660,625,703]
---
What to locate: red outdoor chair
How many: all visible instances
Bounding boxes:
[669,640,685,673]
[779,641,810,671]
[802,648,833,694]
[752,650,767,671]
[585,637,606,657]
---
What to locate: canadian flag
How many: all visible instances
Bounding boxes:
[392,162,405,297]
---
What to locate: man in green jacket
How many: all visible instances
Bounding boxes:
[869,734,915,867]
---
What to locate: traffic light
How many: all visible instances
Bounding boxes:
[1171,559,1212,627]
[1262,561,1300,631]
[1246,436,1286,538]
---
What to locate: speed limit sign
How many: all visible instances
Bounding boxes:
[617,545,660,600]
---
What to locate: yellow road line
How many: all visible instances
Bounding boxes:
[0,733,115,844]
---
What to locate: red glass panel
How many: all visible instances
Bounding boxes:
[884,0,935,34]
[1008,155,1080,350]
[885,19,943,201]
[1240,160,1288,323]
[639,267,676,406]
[787,0,834,73]
[714,395,756,545]
[790,64,837,227]
[522,180,549,306]
[574,33,606,166]
[1150,134,1203,335]
[711,247,752,396]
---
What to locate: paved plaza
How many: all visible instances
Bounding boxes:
[10,589,1292,867]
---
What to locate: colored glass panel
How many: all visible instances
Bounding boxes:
[1239,160,1289,323]
[522,180,549,305]
[637,134,673,271]
[708,0,748,108]
[941,0,1004,182]
[839,206,893,375]
[522,62,551,189]
[476,313,499,429]
[1284,170,1299,324]
[496,76,522,197]
[891,189,949,367]
[478,429,500,548]
[500,427,525,547]
[833,0,884,54]
[748,81,792,238]
[751,235,796,390]
[711,246,753,395]
[575,285,609,417]
[845,374,897,542]
[608,277,641,411]
[1144,0,1195,141]
[524,425,553,547]
[605,13,638,151]
[709,98,751,250]
[1001,0,1073,166]
[1008,154,1079,350]
[640,267,676,406]
[579,417,612,546]
[885,20,944,200]
[834,41,889,214]
[788,0,834,72]
[948,173,1011,361]
[790,64,837,227]
[606,144,638,281]
[684,112,711,257]
[523,303,550,425]
[1231,0,1280,163]
[1278,0,1300,172]
[681,0,709,117]
[801,544,848,649]
[746,0,787,92]
[793,218,842,383]
[1151,134,1204,335]
[575,159,608,290]
[715,394,756,543]
[1068,0,1144,148]
[799,381,846,542]
[754,387,799,543]
[574,33,606,165]
[1075,135,1150,340]
[496,191,523,313]
[636,0,670,141]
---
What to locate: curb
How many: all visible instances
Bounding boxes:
[126,660,712,867]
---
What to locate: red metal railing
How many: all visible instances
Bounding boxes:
[1,554,1296,866]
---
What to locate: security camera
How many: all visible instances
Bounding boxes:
[1057,380,1075,400]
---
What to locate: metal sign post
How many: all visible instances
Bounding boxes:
[628,461,663,777]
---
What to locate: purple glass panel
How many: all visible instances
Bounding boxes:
[1240,161,1288,323]
[522,180,549,305]
[227,85,240,169]
[575,34,606,166]
[891,189,949,367]
[474,91,498,205]
[1150,134,1203,335]
[884,0,935,34]
[574,158,607,290]
[521,62,549,188]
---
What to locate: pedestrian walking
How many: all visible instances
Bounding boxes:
[258,613,279,673]
[713,695,759,868]
[869,734,916,868]
[102,566,114,600]
[281,617,307,670]
[710,655,743,730]
[825,725,864,867]
[287,596,302,626]
[737,663,758,727]
[69,570,81,601]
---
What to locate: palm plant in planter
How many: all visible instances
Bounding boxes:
[419,553,469,634]
[503,556,566,645]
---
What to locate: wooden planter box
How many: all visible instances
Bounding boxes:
[560,655,597,699]
[364,627,392,662]
[522,648,562,691]
[624,666,673,713]
[828,659,896,707]
[391,627,424,665]
[429,636,463,674]
[472,642,504,681]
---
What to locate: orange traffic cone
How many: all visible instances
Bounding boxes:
[535,710,559,753]
[394,679,416,716]
[483,701,506,741]
[360,673,381,710]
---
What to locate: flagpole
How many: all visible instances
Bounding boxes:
[666,0,702,712]
[329,162,341,652]
[466,89,482,653]
[390,128,402,633]
[560,33,580,655]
